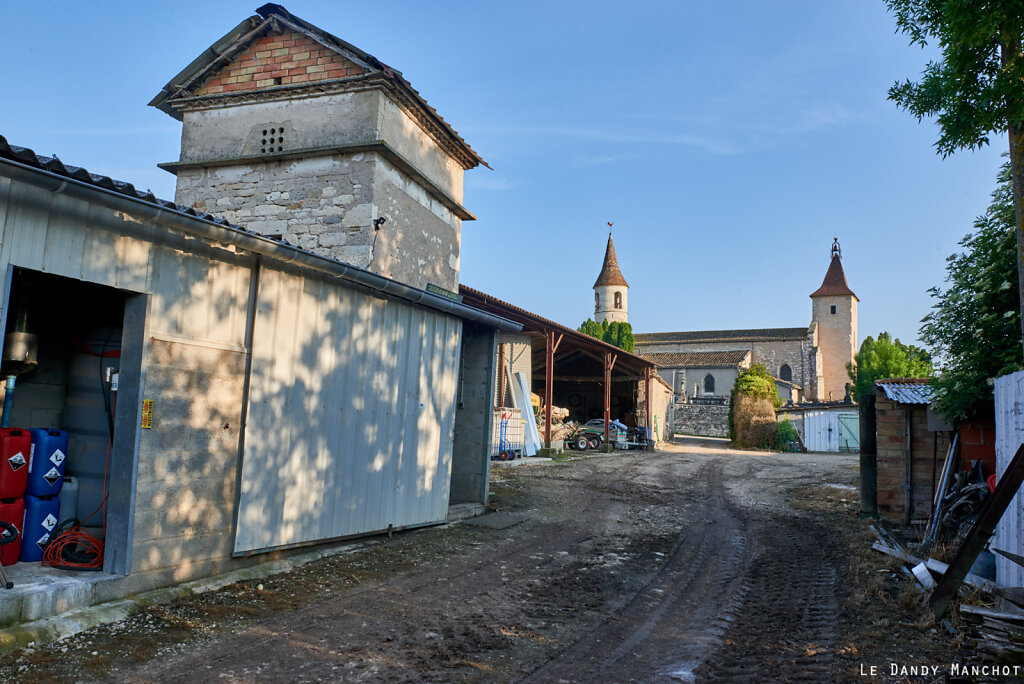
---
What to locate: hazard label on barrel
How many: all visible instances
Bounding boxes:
[50,449,65,467]
[35,532,50,551]
[43,467,60,487]
[41,514,57,531]
[8,452,25,471]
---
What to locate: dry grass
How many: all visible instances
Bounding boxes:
[789,485,962,681]
[733,393,776,448]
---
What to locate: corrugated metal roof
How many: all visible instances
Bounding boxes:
[640,350,750,368]
[635,327,809,344]
[876,380,934,404]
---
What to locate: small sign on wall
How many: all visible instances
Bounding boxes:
[141,400,154,429]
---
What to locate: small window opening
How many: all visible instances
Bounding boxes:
[830,305,837,314]
[272,77,283,86]
[595,292,599,309]
[614,291,622,309]
[703,374,715,395]
[779,364,792,382]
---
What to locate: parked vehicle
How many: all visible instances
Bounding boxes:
[566,419,650,451]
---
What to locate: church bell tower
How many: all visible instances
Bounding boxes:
[594,233,628,324]
[810,239,858,402]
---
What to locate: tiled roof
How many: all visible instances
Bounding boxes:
[149,4,485,170]
[640,350,750,368]
[635,328,809,344]
[593,234,628,288]
[876,378,933,404]
[810,255,857,299]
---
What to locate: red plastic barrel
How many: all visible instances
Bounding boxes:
[0,498,24,566]
[0,429,30,499]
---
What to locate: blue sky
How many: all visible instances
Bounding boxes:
[1,2,1006,348]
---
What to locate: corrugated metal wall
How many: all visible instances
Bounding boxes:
[994,371,1024,587]
[234,266,462,554]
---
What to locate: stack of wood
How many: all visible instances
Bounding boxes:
[959,605,1024,661]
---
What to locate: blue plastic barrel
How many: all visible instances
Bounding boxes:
[26,429,67,497]
[20,494,59,562]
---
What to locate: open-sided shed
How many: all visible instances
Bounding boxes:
[459,286,669,446]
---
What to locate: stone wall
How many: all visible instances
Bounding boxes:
[175,150,461,291]
[674,401,730,438]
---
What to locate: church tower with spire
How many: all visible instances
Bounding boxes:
[594,233,629,324]
[810,239,858,402]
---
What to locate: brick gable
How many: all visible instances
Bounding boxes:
[197,31,365,95]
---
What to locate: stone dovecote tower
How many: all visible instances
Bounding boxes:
[594,233,628,324]
[810,239,858,402]
[149,3,485,291]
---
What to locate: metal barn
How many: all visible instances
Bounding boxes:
[0,136,516,620]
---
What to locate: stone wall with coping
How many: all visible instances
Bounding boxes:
[674,401,730,438]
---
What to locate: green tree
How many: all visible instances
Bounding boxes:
[577,319,603,340]
[733,363,783,408]
[603,321,634,353]
[921,163,1023,421]
[886,0,1024,352]
[847,333,932,399]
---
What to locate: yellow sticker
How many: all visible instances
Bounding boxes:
[141,400,153,429]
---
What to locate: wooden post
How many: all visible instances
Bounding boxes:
[604,352,617,445]
[544,331,561,449]
[645,366,652,445]
[929,442,1024,618]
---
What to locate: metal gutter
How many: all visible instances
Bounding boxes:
[0,157,519,332]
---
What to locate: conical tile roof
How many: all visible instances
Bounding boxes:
[810,254,857,299]
[594,234,628,288]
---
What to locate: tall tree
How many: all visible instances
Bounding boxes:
[920,163,1022,421]
[577,319,604,340]
[603,321,635,353]
[886,1,1024,353]
[847,332,932,399]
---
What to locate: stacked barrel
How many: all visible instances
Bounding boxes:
[0,428,67,565]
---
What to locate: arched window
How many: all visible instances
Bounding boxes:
[614,291,622,309]
[703,374,715,395]
[779,364,792,382]
[595,292,599,309]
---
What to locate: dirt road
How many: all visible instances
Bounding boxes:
[4,438,862,682]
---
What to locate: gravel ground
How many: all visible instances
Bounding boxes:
[0,437,961,682]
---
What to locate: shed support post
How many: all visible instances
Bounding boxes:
[544,331,562,449]
[645,366,652,444]
[604,352,617,445]
[904,407,913,527]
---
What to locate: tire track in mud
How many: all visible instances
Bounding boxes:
[522,458,755,683]
[695,514,840,683]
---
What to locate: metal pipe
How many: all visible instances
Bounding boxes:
[0,157,520,333]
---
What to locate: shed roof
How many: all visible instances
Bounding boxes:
[149,4,485,171]
[0,133,516,331]
[458,285,654,376]
[635,327,809,344]
[593,234,628,288]
[876,378,934,404]
[640,350,750,368]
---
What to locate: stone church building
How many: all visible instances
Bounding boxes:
[596,236,858,406]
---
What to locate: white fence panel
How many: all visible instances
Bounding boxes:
[994,371,1024,587]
